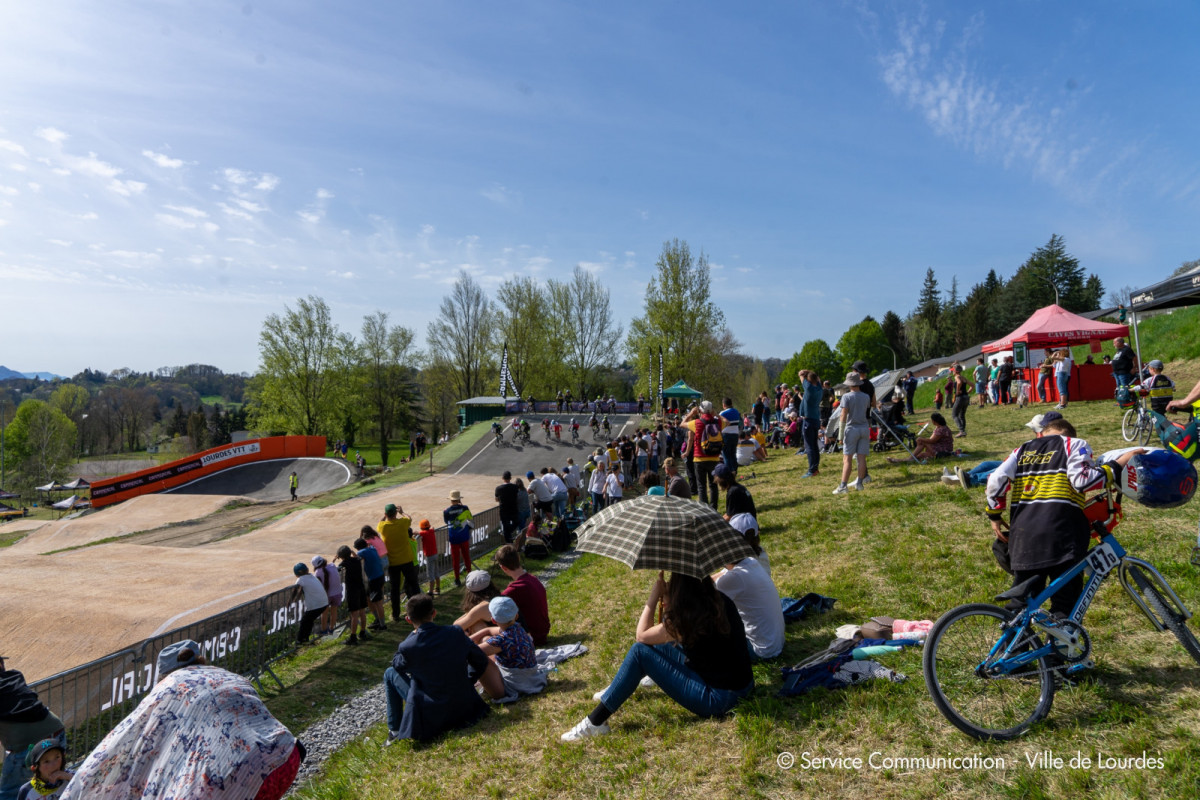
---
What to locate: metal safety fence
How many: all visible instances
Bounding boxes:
[29,504,505,757]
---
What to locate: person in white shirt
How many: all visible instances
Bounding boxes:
[604,469,623,504]
[526,470,553,515]
[1053,349,1073,410]
[541,468,569,518]
[714,556,784,660]
[588,461,608,510]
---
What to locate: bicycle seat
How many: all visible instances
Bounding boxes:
[994,576,1042,604]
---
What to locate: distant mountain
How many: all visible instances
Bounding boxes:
[0,366,64,381]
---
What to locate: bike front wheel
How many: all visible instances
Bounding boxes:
[1128,565,1200,665]
[1122,407,1139,442]
[923,603,1055,741]
[1135,410,1153,447]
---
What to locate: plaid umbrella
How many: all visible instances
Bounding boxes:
[575,494,755,578]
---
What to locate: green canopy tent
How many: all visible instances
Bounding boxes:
[661,380,703,399]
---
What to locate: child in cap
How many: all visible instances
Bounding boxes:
[473,597,537,671]
[18,739,72,800]
[312,555,342,637]
[415,519,441,596]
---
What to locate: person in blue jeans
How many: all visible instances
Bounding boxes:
[561,572,754,741]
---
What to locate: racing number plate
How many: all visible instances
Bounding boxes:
[1086,542,1120,577]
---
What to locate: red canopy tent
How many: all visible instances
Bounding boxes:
[981,304,1128,353]
[982,304,1128,403]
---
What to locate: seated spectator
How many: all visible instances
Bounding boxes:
[453,570,501,636]
[713,463,756,520]
[383,595,504,744]
[562,573,753,741]
[736,432,758,466]
[63,641,299,800]
[0,658,64,800]
[728,512,770,574]
[714,553,785,660]
[640,471,665,496]
[18,738,72,800]
[471,597,547,699]
[888,412,954,463]
[496,545,550,646]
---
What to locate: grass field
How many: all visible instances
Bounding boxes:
[264,394,1200,800]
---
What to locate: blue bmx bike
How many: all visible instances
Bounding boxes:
[923,482,1199,740]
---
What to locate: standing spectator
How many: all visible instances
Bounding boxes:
[604,466,624,505]
[662,458,691,500]
[819,381,834,427]
[1037,354,1053,403]
[0,658,64,800]
[713,463,756,520]
[526,471,553,515]
[1053,348,1073,409]
[514,477,531,530]
[687,401,725,509]
[796,370,822,478]
[833,371,871,495]
[998,356,1014,405]
[852,361,877,485]
[443,491,474,587]
[495,471,520,543]
[974,357,989,408]
[542,468,568,518]
[291,563,329,645]
[355,535,388,630]
[951,365,970,438]
[681,406,700,497]
[588,461,608,511]
[1111,337,1135,388]
[719,398,742,478]
[752,393,766,431]
[495,544,551,645]
[311,555,342,636]
[988,358,1000,404]
[337,545,370,646]
[903,371,918,415]
[636,435,650,478]
[378,503,419,621]
[561,463,581,510]
[618,437,636,486]
[382,595,501,745]
[288,471,298,502]
[356,451,366,476]
[414,519,441,596]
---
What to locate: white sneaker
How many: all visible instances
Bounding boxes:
[385,730,402,747]
[832,483,848,495]
[940,475,958,486]
[561,716,611,741]
[640,676,656,689]
[854,480,865,491]
[942,467,952,478]
[861,474,872,484]
[592,688,607,701]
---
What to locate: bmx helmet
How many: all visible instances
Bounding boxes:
[571,418,576,424]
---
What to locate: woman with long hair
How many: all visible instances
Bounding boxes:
[561,572,753,741]
[888,412,954,463]
[453,570,502,636]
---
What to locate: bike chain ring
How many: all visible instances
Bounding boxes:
[1048,620,1091,663]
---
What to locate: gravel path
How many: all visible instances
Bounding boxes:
[288,549,586,791]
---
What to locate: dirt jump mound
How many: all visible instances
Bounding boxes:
[166,457,353,501]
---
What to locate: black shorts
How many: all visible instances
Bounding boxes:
[367,576,385,602]
[346,587,367,612]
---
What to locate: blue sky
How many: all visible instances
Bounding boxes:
[1,1,1195,376]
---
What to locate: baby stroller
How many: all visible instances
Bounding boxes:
[872,402,916,453]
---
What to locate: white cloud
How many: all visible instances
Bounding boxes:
[47,239,72,247]
[316,188,334,200]
[420,224,435,235]
[164,204,208,218]
[624,251,636,257]
[156,213,196,229]
[9,163,27,172]
[36,127,68,144]
[736,267,754,273]
[51,168,71,176]
[202,222,219,233]
[480,183,519,207]
[108,179,146,196]
[76,212,99,221]
[227,237,256,245]
[68,153,122,179]
[218,202,254,221]
[327,270,355,279]
[0,141,28,157]
[223,167,250,185]
[143,149,183,169]
[297,210,322,224]
[577,261,605,274]
[26,182,40,192]
[0,185,18,196]
[254,174,279,191]
[235,199,265,213]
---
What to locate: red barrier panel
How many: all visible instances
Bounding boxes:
[89,436,326,508]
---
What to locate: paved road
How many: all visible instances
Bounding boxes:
[447,414,642,478]
[165,457,354,501]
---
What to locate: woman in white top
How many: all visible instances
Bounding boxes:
[1052,349,1073,409]
[588,461,608,511]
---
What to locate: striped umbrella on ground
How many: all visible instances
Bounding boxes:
[575,494,755,579]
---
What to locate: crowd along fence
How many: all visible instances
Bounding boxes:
[30,503,506,757]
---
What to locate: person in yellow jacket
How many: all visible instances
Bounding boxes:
[289,471,298,501]
[378,503,418,622]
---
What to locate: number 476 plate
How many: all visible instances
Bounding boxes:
[1086,542,1120,576]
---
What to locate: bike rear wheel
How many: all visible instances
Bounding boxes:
[1127,565,1200,665]
[1135,410,1153,446]
[923,603,1055,741]
[1122,408,1139,442]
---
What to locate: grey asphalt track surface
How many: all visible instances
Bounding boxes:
[165,457,354,501]
[447,414,642,478]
